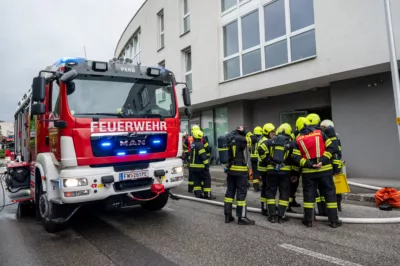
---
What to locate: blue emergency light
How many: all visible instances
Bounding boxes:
[152,140,161,144]
[101,142,111,147]
[117,152,126,156]
[54,57,86,67]
[139,150,147,154]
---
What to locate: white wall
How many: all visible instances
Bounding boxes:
[116,0,400,108]
[0,122,14,137]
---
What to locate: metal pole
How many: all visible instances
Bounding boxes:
[384,0,400,142]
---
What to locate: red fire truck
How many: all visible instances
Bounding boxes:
[4,57,192,233]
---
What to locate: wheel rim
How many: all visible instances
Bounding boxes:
[39,194,49,219]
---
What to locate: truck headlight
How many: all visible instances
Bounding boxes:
[171,166,183,174]
[63,178,88,187]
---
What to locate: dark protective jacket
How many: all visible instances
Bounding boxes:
[324,127,343,174]
[257,135,270,172]
[291,127,339,177]
[183,135,210,161]
[249,134,262,163]
[189,140,210,172]
[227,130,253,175]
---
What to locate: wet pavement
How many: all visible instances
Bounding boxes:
[1,182,400,266]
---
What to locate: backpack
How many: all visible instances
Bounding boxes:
[296,130,326,160]
[270,135,290,165]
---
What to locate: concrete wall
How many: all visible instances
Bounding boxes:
[331,72,399,179]
[252,88,331,127]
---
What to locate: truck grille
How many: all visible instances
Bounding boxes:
[113,178,153,191]
[91,132,167,157]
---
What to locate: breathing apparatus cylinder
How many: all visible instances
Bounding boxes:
[217,135,230,164]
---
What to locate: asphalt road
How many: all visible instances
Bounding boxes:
[1,182,400,266]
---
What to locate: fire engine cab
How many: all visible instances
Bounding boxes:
[5,57,192,233]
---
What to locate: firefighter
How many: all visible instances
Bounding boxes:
[189,130,216,200]
[257,123,276,216]
[249,126,262,192]
[224,125,256,225]
[264,123,294,223]
[182,132,188,167]
[184,125,201,192]
[288,132,301,213]
[321,119,344,212]
[292,117,342,228]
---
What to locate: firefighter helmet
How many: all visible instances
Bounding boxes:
[253,126,262,135]
[262,123,275,135]
[296,117,309,131]
[193,130,204,139]
[277,123,292,136]
[306,113,321,126]
[191,125,200,133]
[321,119,335,128]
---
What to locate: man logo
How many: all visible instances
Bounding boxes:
[120,140,146,147]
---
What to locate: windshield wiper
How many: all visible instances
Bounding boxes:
[75,113,124,118]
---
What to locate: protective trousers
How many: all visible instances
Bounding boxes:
[193,170,212,198]
[302,174,339,223]
[224,173,248,218]
[265,173,290,217]
[315,187,327,216]
[251,163,260,191]
[260,172,268,215]
[289,174,300,206]
[188,171,194,192]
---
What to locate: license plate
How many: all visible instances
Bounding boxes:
[119,170,149,181]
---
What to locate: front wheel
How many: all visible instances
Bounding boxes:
[37,182,68,233]
[140,190,169,211]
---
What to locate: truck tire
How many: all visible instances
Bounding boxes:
[37,181,68,233]
[140,190,169,211]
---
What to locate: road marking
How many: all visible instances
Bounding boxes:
[279,244,362,266]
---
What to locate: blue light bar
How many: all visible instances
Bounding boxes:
[139,150,147,154]
[101,142,111,147]
[54,57,86,67]
[153,140,161,144]
[117,152,126,156]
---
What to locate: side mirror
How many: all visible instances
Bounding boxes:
[182,87,191,107]
[67,82,75,95]
[32,77,46,102]
[60,69,78,84]
[184,107,192,117]
[31,103,45,115]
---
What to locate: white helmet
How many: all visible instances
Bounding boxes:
[320,119,334,128]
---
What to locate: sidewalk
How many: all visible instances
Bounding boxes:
[184,166,398,204]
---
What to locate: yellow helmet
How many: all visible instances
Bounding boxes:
[296,117,309,131]
[277,123,292,136]
[290,133,295,140]
[306,113,321,126]
[262,123,275,135]
[191,125,200,133]
[193,130,204,139]
[253,126,262,135]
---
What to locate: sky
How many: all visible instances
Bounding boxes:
[0,0,145,122]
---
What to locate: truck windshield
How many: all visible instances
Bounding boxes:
[67,75,176,118]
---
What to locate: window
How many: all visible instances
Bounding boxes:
[182,0,190,34]
[157,60,166,102]
[158,10,165,50]
[221,0,316,81]
[280,110,307,131]
[158,60,165,68]
[184,48,192,92]
[221,0,246,13]
[264,0,316,68]
[131,29,141,64]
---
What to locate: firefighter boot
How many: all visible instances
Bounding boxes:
[224,203,234,223]
[253,182,260,192]
[268,215,277,223]
[278,216,289,224]
[238,217,255,225]
[337,194,343,212]
[261,202,269,216]
[302,209,314,227]
[203,192,216,200]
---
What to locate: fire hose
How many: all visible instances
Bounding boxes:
[171,193,400,224]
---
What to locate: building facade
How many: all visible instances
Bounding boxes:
[115,0,400,179]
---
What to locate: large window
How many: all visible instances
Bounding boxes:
[67,76,175,118]
[183,47,193,92]
[214,107,228,164]
[131,30,141,64]
[222,0,316,81]
[158,10,165,50]
[221,0,246,13]
[182,0,190,34]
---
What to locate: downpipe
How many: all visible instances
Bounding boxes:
[172,194,400,224]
